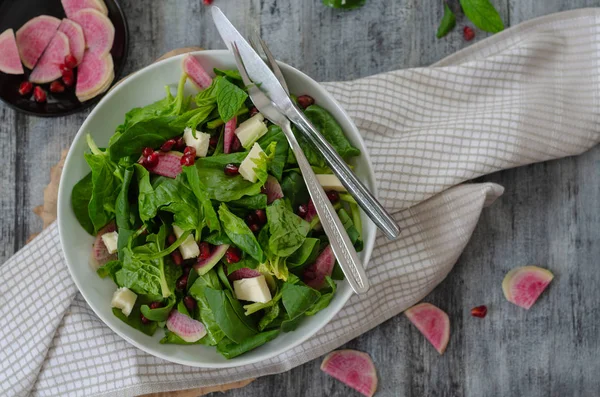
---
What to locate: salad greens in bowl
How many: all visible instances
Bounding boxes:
[57,51,376,367]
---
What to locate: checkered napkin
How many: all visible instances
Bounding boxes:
[2,9,599,397]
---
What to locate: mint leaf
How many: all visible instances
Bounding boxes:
[436,3,456,38]
[216,78,247,123]
[459,0,504,33]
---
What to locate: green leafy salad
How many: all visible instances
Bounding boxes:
[71,62,363,358]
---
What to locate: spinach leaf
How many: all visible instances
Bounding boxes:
[280,171,309,211]
[281,314,304,332]
[459,0,504,33]
[216,330,280,359]
[322,0,365,9]
[304,105,360,159]
[183,165,220,234]
[217,263,234,293]
[160,330,204,345]
[281,282,320,320]
[140,294,176,322]
[287,238,320,268]
[195,152,247,169]
[204,230,233,246]
[337,208,363,251]
[84,146,121,233]
[96,259,122,282]
[188,271,226,345]
[266,199,310,257]
[437,3,456,38]
[258,302,281,331]
[216,77,248,123]
[170,104,216,131]
[214,68,243,81]
[227,194,267,210]
[257,125,289,181]
[204,287,257,343]
[71,172,95,235]
[305,277,336,316]
[112,296,158,336]
[116,167,135,257]
[218,204,264,262]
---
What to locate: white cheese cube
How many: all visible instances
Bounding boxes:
[101,231,119,254]
[233,275,272,303]
[239,143,265,183]
[235,113,268,149]
[111,287,137,317]
[316,174,347,192]
[183,127,210,157]
[173,225,199,260]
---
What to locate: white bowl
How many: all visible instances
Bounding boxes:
[57,50,377,368]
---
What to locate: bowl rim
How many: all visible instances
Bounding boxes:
[57,49,377,368]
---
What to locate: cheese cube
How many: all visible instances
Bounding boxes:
[173,225,199,260]
[183,127,210,157]
[239,143,265,183]
[111,287,137,317]
[101,231,119,254]
[235,113,268,149]
[233,275,272,303]
[316,174,346,192]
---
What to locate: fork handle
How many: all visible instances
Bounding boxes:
[281,122,370,295]
[286,105,401,240]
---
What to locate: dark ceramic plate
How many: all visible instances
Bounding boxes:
[0,0,128,117]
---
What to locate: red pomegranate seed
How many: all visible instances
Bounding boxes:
[249,223,261,233]
[249,107,259,117]
[180,154,195,166]
[203,0,213,4]
[175,137,186,150]
[224,163,239,176]
[62,72,75,87]
[160,139,176,152]
[59,63,70,73]
[167,234,177,245]
[298,204,308,218]
[471,305,488,318]
[49,80,65,93]
[463,26,475,41]
[144,152,159,167]
[198,242,211,260]
[246,212,258,225]
[176,275,188,290]
[225,246,241,264]
[183,295,197,311]
[149,301,163,310]
[142,147,154,157]
[64,54,77,69]
[18,81,33,96]
[33,86,47,103]
[231,136,242,152]
[171,250,183,266]
[140,314,151,324]
[183,146,196,157]
[326,190,340,203]
[297,95,315,109]
[254,209,267,225]
[209,135,219,147]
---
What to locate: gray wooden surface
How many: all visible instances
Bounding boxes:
[1,1,599,396]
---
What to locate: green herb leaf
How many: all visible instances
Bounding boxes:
[204,287,258,344]
[218,204,264,262]
[437,3,456,38]
[84,149,121,233]
[459,0,504,33]
[281,282,320,320]
[216,330,280,359]
[71,172,95,235]
[266,199,310,257]
[216,77,248,123]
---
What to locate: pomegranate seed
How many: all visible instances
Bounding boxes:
[209,135,219,147]
[144,152,159,167]
[62,72,75,87]
[203,0,213,4]
[49,80,65,93]
[249,107,259,117]
[18,81,33,96]
[33,86,47,103]
[180,154,195,166]
[149,301,163,310]
[175,137,186,150]
[183,146,196,157]
[249,223,261,233]
[471,305,488,318]
[171,250,183,266]
[167,234,177,245]
[224,163,239,176]
[160,139,176,152]
[297,95,315,109]
[64,54,77,69]
[59,63,70,73]
[254,209,267,225]
[231,136,242,152]
[463,26,475,41]
[183,266,192,275]
[326,190,340,203]
[183,295,197,311]
[198,242,211,260]
[140,314,151,324]
[298,204,308,218]
[142,147,154,157]
[176,274,188,290]
[246,212,258,225]
[225,246,241,264]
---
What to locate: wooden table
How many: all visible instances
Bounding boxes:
[1,1,599,396]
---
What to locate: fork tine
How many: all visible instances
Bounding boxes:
[254,33,290,94]
[231,42,253,88]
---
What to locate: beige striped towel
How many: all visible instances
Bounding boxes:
[1,8,599,397]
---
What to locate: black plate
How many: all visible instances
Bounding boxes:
[0,0,128,117]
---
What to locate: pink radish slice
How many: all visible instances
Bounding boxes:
[228,268,262,281]
[144,151,183,179]
[70,9,114,55]
[16,15,61,69]
[0,29,24,75]
[90,222,117,269]
[321,350,378,397]
[502,265,553,309]
[61,0,108,18]
[194,244,229,275]
[223,116,236,154]
[305,199,317,222]
[58,19,85,65]
[182,54,212,90]
[264,175,284,204]
[166,310,207,343]
[302,245,334,290]
[76,52,114,101]
[404,302,450,355]
[29,31,70,84]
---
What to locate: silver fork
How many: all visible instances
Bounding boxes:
[232,43,370,295]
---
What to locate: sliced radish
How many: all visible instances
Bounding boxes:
[16,15,61,69]
[61,0,108,18]
[405,302,450,355]
[182,54,212,90]
[166,309,207,343]
[303,244,334,290]
[0,29,24,75]
[305,199,317,222]
[144,151,183,179]
[90,222,117,269]
[321,350,378,397]
[70,8,114,55]
[502,265,553,310]
[76,52,114,102]
[58,19,85,65]
[223,116,236,154]
[264,175,284,204]
[29,31,70,84]
[194,244,229,275]
[228,267,262,281]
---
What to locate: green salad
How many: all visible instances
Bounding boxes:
[71,62,363,358]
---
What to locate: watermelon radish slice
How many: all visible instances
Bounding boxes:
[76,52,114,101]
[166,309,207,343]
[264,175,284,204]
[228,267,262,281]
[61,0,108,18]
[182,54,212,90]
[404,302,450,355]
[142,151,183,179]
[58,19,85,65]
[90,222,117,269]
[502,265,554,309]
[0,29,24,75]
[16,15,61,69]
[321,350,378,397]
[29,31,70,84]
[223,116,236,154]
[70,9,114,55]
[194,244,230,275]
[303,244,335,290]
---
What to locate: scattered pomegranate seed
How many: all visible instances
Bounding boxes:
[183,146,196,157]
[18,81,33,96]
[224,163,239,176]
[167,234,177,245]
[298,203,308,218]
[149,301,163,310]
[49,80,65,93]
[183,295,197,311]
[326,190,340,203]
[142,147,154,157]
[231,136,242,152]
[160,139,176,152]
[144,152,159,167]
[198,242,211,260]
[254,209,267,225]
[176,274,188,290]
[171,250,183,266]
[33,86,47,103]
[175,137,186,150]
[225,246,241,264]
[297,95,315,109]
[463,26,475,41]
[249,107,259,117]
[180,154,195,166]
[64,54,77,69]
[471,305,488,318]
[140,314,151,324]
[248,223,261,233]
[62,71,75,87]
[203,0,213,5]
[209,135,219,147]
